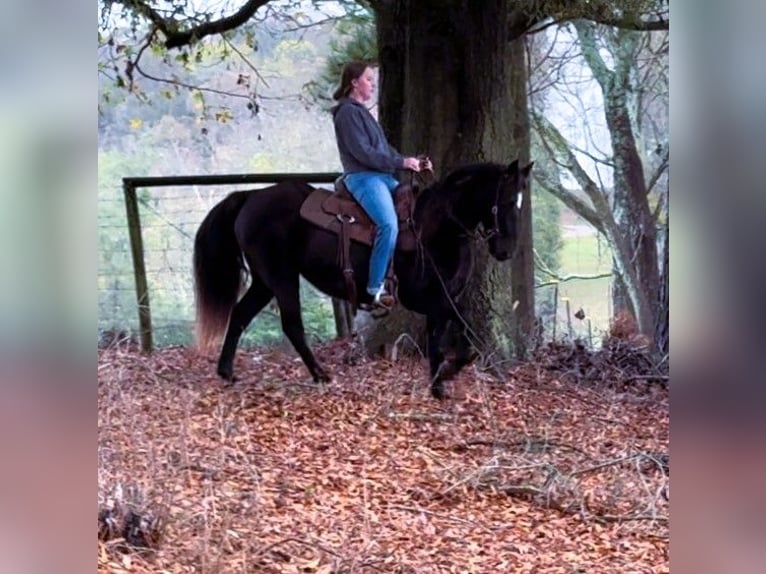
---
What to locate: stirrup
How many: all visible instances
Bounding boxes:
[373,292,395,309]
[358,288,395,317]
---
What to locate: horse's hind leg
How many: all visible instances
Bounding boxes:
[273,279,331,384]
[217,280,273,382]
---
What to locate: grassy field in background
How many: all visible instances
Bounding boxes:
[539,230,613,343]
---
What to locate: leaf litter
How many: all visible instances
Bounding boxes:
[98,339,668,573]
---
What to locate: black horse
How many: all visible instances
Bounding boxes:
[193,159,533,398]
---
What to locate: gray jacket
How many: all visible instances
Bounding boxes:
[332,98,403,174]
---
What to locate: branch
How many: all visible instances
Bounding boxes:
[221,35,270,89]
[536,274,612,288]
[116,0,272,49]
[532,111,611,219]
[452,436,593,458]
[533,172,603,232]
[534,247,611,287]
[388,505,493,532]
[526,1,669,32]
[116,0,174,39]
[573,20,612,87]
[132,58,251,101]
[250,536,352,565]
[646,145,669,197]
[594,513,669,524]
[583,16,667,32]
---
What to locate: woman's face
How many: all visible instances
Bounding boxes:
[350,67,375,102]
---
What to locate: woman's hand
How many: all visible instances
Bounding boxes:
[402,156,422,171]
[418,156,433,172]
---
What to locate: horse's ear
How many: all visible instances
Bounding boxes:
[508,159,520,173]
[521,162,534,177]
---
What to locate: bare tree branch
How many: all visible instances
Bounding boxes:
[115,0,272,49]
[132,57,251,101]
[574,20,612,85]
[535,249,612,287]
[523,1,669,34]
[646,146,669,197]
[533,171,604,232]
[532,111,611,215]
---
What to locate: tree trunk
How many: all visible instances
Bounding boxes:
[375,2,406,149]
[655,223,669,357]
[610,270,632,318]
[332,298,354,339]
[576,23,659,339]
[509,36,534,358]
[371,0,525,358]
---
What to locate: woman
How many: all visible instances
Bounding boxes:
[331,61,432,309]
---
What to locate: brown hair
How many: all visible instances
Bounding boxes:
[332,61,370,101]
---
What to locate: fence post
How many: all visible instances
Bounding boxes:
[331,298,354,339]
[123,182,153,352]
[552,283,559,341]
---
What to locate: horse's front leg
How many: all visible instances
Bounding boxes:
[426,313,450,399]
[439,315,478,381]
[453,323,478,371]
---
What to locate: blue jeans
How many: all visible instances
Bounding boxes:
[343,172,399,295]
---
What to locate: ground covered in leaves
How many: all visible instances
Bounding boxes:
[98,340,668,573]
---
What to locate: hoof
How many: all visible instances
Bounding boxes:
[313,368,332,384]
[436,360,459,382]
[460,349,480,367]
[430,383,447,400]
[217,366,236,383]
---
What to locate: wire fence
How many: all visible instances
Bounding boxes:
[98,177,339,350]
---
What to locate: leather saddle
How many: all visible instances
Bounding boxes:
[299,177,418,314]
[299,178,418,252]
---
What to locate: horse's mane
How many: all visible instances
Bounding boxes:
[438,162,505,192]
[416,162,504,217]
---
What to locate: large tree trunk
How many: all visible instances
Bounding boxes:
[365,0,429,356]
[369,0,531,358]
[375,2,406,150]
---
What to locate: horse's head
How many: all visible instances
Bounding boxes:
[483,159,534,261]
[417,159,534,260]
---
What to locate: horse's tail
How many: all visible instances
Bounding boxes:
[193,190,250,353]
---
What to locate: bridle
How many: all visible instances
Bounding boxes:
[471,176,508,242]
[449,177,503,243]
[482,171,526,241]
[424,167,523,243]
[479,204,501,241]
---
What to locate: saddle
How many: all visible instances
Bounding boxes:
[299,178,418,313]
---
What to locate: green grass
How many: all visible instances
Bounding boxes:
[540,232,613,342]
[559,232,612,276]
